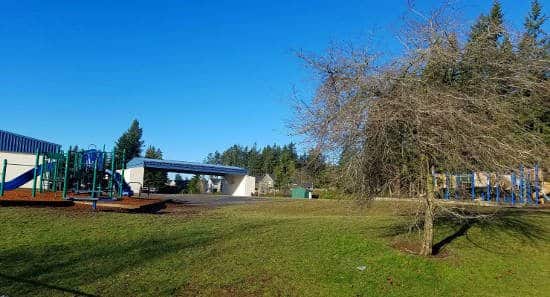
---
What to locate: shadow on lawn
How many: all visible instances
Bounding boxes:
[0,220,275,296]
[0,273,98,297]
[385,209,548,255]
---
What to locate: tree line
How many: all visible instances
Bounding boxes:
[205,144,329,189]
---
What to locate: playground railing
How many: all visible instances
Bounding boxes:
[433,164,543,206]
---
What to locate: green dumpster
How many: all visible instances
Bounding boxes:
[291,187,310,199]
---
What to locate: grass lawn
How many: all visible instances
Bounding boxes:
[0,200,548,296]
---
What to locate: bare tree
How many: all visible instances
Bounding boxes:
[294,3,548,255]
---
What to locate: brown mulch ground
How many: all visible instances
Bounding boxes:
[0,188,62,200]
[0,189,165,212]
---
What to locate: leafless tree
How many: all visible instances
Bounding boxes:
[294,3,548,255]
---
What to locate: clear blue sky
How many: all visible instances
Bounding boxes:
[0,0,543,162]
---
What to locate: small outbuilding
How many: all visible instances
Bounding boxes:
[291,187,310,199]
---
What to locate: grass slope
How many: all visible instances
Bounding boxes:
[0,200,548,296]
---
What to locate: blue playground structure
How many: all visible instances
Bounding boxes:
[433,164,546,205]
[0,147,133,208]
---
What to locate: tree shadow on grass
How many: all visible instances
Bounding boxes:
[0,273,98,297]
[0,220,277,296]
[383,209,548,255]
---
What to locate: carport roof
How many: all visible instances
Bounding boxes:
[126,157,248,176]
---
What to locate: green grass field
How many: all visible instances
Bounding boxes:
[0,200,548,296]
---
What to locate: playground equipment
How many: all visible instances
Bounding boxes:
[0,146,133,208]
[433,164,546,205]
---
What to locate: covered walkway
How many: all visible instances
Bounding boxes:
[123,157,255,196]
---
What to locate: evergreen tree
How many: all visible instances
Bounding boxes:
[462,1,510,85]
[174,174,186,193]
[488,0,505,45]
[516,0,550,144]
[114,119,144,164]
[274,148,296,190]
[246,144,263,176]
[465,1,505,51]
[187,174,202,194]
[143,145,167,190]
[525,0,546,43]
[205,151,222,164]
[519,0,547,56]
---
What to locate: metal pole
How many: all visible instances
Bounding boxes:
[470,172,475,200]
[0,159,7,196]
[32,150,39,197]
[495,174,500,203]
[97,151,103,194]
[526,171,532,204]
[52,156,59,192]
[445,172,450,200]
[109,149,115,197]
[519,164,525,203]
[91,157,98,198]
[485,173,491,201]
[119,150,126,197]
[535,163,540,205]
[75,150,80,193]
[455,175,460,200]
[62,148,71,199]
[39,154,46,193]
[511,172,516,205]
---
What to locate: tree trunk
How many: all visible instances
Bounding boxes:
[420,164,435,256]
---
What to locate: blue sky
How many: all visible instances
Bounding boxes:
[0,0,544,162]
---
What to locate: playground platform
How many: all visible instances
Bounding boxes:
[0,189,165,212]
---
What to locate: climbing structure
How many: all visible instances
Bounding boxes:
[0,146,133,200]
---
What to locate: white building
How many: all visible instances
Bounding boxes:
[0,130,61,189]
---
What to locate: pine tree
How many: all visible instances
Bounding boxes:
[488,0,505,45]
[114,119,144,164]
[519,0,547,57]
[274,148,296,190]
[187,174,202,194]
[144,145,162,159]
[525,0,545,42]
[143,145,167,190]
[462,1,509,84]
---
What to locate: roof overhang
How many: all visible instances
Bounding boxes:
[126,157,248,176]
[0,130,61,154]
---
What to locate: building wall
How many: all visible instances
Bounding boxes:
[122,167,145,195]
[257,175,275,194]
[0,151,47,189]
[222,175,255,196]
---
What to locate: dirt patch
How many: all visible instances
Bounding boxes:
[390,239,451,258]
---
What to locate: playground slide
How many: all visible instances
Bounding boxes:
[1,163,52,191]
[105,169,134,196]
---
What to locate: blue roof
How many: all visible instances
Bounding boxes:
[126,157,248,176]
[0,130,61,154]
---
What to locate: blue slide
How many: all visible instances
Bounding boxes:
[1,163,53,191]
[105,169,134,196]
